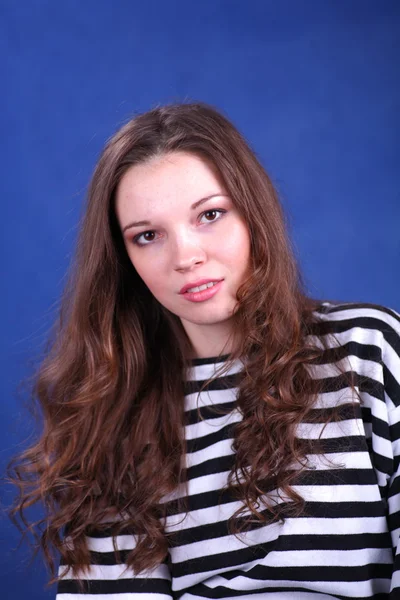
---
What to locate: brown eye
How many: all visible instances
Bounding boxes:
[133,230,157,246]
[199,208,226,224]
[204,210,217,221]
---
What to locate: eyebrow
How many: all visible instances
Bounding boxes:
[122,194,227,233]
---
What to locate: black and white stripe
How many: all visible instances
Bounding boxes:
[57,302,400,599]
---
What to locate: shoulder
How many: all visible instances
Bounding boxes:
[312,301,400,350]
[312,301,400,410]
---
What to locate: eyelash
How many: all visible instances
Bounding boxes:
[132,208,227,247]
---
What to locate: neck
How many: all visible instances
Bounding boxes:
[181,319,238,360]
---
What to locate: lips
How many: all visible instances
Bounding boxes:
[179,278,223,294]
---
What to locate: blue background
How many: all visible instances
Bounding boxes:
[1,1,399,598]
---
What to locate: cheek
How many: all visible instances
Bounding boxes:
[221,224,251,268]
[129,252,167,296]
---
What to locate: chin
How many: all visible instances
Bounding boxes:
[182,312,234,326]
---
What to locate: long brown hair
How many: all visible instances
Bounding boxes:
[7,102,349,585]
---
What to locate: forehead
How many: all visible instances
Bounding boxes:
[115,151,226,213]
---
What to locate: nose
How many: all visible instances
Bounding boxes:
[171,230,206,272]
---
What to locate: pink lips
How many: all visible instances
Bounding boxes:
[180,279,224,303]
[179,278,223,295]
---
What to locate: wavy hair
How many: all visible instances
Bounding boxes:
[8,102,352,585]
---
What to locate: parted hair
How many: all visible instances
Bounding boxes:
[8,102,348,586]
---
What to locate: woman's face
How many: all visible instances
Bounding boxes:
[115,151,251,354]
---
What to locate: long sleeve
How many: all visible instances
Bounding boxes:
[56,525,173,599]
[388,404,400,598]
[380,308,400,598]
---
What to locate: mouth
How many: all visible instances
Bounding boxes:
[180,279,224,303]
[185,281,220,294]
[179,278,223,295]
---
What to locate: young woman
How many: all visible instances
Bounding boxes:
[9,102,400,599]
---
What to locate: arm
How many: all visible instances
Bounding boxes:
[381,309,400,598]
[388,417,400,598]
[388,406,400,598]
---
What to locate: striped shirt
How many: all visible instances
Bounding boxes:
[57,302,400,599]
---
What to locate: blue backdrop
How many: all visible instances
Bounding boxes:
[1,1,399,598]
